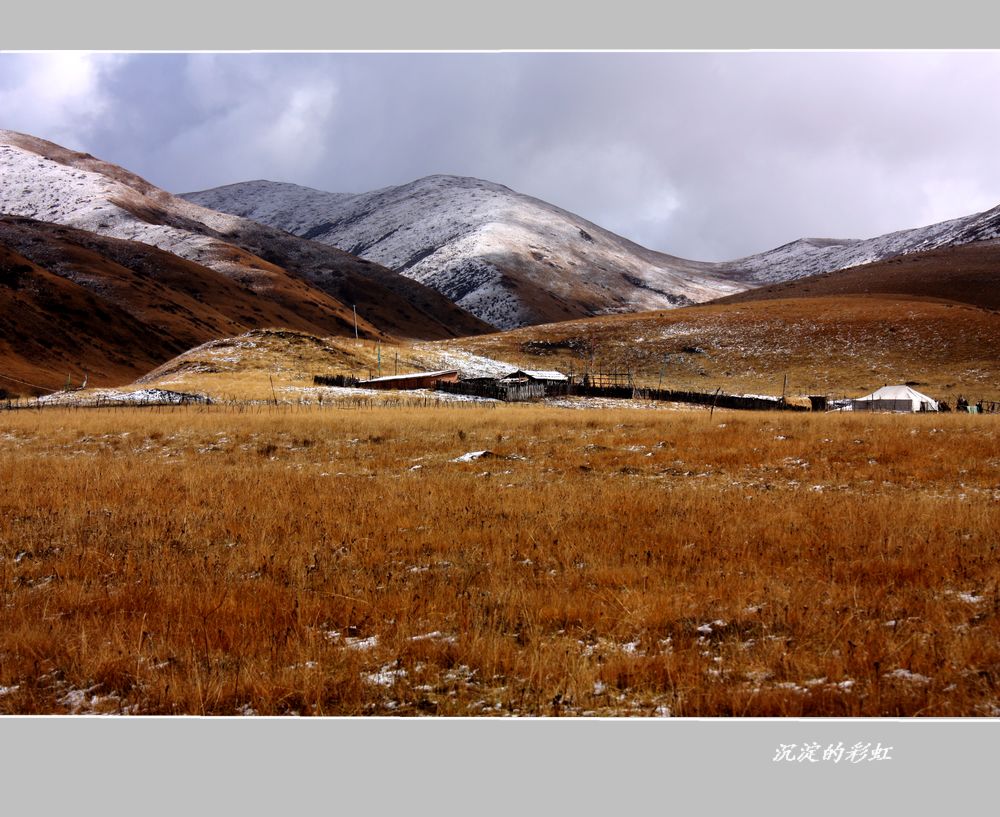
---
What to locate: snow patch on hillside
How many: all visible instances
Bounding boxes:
[36,388,210,406]
[406,346,518,378]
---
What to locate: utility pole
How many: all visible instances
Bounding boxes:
[353,306,358,340]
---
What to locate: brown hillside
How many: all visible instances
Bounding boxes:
[0,216,381,335]
[2,130,491,341]
[0,217,387,393]
[0,245,183,393]
[442,296,1000,401]
[715,240,1000,311]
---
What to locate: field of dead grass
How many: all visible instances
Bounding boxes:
[1,403,998,716]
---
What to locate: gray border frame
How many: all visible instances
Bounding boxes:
[2,717,997,812]
[2,0,998,50]
[2,1,997,812]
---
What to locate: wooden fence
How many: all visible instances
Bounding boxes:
[581,372,633,388]
[435,380,545,402]
[572,384,809,412]
[434,379,808,411]
[313,374,360,388]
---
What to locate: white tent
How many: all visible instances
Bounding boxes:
[850,385,938,413]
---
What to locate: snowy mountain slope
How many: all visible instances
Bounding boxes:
[0,131,490,340]
[715,238,1000,311]
[183,176,748,330]
[187,175,1000,324]
[719,206,1000,284]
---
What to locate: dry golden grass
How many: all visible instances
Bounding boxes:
[1,403,998,716]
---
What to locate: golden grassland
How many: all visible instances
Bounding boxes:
[443,296,1000,402]
[1,403,998,716]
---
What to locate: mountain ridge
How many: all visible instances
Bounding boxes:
[183,175,747,329]
[185,173,1000,328]
[720,205,1000,283]
[0,130,491,342]
[714,239,1000,311]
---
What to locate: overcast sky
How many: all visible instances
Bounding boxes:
[3,51,1000,260]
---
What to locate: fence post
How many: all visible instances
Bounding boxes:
[710,387,721,419]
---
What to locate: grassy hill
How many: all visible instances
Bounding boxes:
[435,295,1000,402]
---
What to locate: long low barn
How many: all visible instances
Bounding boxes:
[357,370,459,390]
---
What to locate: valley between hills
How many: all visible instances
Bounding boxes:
[2,130,999,718]
[2,128,999,404]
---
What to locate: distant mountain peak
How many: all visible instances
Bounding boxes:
[188,171,1000,326]
[721,205,1000,284]
[183,176,745,329]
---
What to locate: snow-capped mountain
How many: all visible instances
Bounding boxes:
[186,175,1000,326]
[183,176,748,330]
[9,126,998,344]
[716,238,1000,311]
[721,206,1000,284]
[0,131,489,340]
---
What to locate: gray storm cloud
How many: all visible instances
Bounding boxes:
[2,51,1000,261]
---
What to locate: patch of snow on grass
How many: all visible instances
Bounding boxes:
[696,619,727,635]
[452,450,494,462]
[58,685,120,714]
[884,668,931,684]
[324,630,379,650]
[345,636,379,651]
[410,631,458,644]
[366,665,408,686]
[411,346,518,379]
